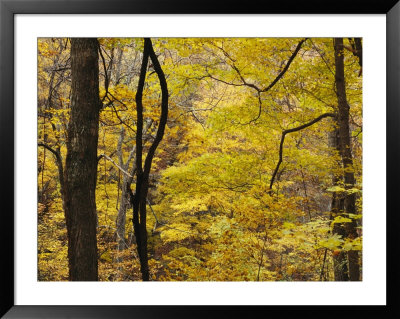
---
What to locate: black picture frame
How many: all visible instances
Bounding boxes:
[1,0,398,318]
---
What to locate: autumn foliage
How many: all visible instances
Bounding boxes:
[38,38,362,281]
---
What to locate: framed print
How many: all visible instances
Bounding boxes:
[1,0,399,318]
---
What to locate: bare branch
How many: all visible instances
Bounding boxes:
[99,154,133,178]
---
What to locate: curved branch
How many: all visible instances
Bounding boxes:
[260,38,308,93]
[212,38,307,94]
[269,112,336,192]
[229,63,261,92]
[38,142,59,158]
[210,38,307,125]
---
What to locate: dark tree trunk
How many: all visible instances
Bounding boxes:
[115,119,152,255]
[330,129,349,281]
[353,38,362,69]
[130,38,168,281]
[348,37,362,75]
[333,38,361,281]
[64,38,100,281]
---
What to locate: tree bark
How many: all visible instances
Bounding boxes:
[333,37,360,281]
[64,38,100,281]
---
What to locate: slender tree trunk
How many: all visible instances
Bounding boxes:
[333,37,360,281]
[130,38,168,281]
[115,120,152,254]
[115,170,131,279]
[115,126,129,254]
[64,38,100,281]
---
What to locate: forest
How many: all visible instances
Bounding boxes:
[37,37,362,282]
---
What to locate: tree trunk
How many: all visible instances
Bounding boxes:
[333,37,361,281]
[116,176,130,251]
[130,38,168,281]
[330,129,349,281]
[115,119,153,254]
[64,38,100,281]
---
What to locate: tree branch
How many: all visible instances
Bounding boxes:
[269,112,336,192]
[38,142,59,158]
[110,103,136,133]
[260,38,308,93]
[238,91,263,125]
[98,45,110,104]
[206,39,307,125]
[98,154,134,178]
